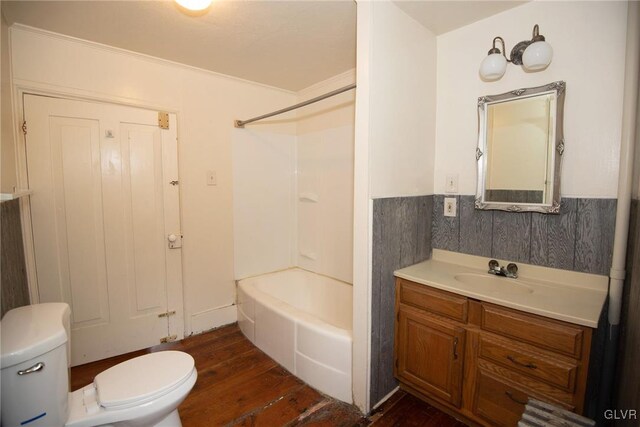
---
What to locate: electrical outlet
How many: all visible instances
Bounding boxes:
[444,197,457,217]
[445,174,458,193]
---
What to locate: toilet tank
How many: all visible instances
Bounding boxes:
[1,303,71,427]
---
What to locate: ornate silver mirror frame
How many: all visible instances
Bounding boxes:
[476,81,565,213]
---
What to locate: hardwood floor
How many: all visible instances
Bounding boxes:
[71,323,465,426]
[368,391,468,427]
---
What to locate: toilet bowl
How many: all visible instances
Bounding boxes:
[1,303,197,427]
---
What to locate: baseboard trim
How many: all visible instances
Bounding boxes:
[190,304,237,334]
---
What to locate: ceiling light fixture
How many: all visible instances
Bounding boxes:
[175,0,212,12]
[479,24,553,81]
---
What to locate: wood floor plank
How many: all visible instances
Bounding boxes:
[368,389,407,423]
[230,385,325,427]
[181,366,303,426]
[370,396,421,427]
[70,323,468,427]
[177,330,248,366]
[185,349,278,402]
[292,400,367,427]
[189,334,258,371]
[369,393,461,427]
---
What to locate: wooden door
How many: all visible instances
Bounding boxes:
[24,94,183,366]
[395,306,466,407]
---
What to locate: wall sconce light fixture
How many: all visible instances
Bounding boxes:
[479,24,553,81]
[175,0,212,13]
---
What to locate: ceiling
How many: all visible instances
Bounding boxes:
[394,1,527,36]
[2,1,526,92]
[2,0,357,91]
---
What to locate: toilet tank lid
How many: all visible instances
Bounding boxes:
[1,303,70,368]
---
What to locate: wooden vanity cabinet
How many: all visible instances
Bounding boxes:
[394,278,594,427]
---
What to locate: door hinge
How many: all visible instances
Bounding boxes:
[158,112,169,129]
[160,334,177,343]
[395,359,399,369]
[158,310,176,318]
[22,121,27,135]
[397,312,400,322]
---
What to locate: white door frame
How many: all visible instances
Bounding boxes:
[12,83,188,338]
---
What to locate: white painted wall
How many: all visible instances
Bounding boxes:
[296,70,355,283]
[232,130,296,279]
[352,1,373,412]
[435,1,628,198]
[1,10,16,194]
[352,0,438,412]
[369,1,437,198]
[9,26,298,334]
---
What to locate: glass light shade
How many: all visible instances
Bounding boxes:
[175,0,212,11]
[479,53,507,81]
[522,41,553,71]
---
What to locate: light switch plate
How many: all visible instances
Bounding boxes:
[445,174,458,193]
[444,197,457,217]
[206,170,217,186]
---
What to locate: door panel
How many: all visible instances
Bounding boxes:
[396,306,466,407]
[24,95,183,365]
[30,116,111,327]
[54,118,110,325]
[122,124,166,313]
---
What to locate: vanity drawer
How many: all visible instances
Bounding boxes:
[481,304,584,358]
[398,279,468,322]
[478,335,577,392]
[474,369,574,427]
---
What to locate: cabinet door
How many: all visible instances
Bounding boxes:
[395,306,466,407]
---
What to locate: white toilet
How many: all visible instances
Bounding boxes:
[1,303,197,427]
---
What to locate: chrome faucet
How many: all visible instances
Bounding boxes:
[488,259,519,279]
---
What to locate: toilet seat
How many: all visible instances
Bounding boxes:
[66,351,197,427]
[95,351,195,409]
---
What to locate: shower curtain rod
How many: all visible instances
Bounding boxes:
[234,83,356,128]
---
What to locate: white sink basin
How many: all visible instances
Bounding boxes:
[454,273,534,295]
[394,250,610,327]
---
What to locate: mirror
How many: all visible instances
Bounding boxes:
[476,81,565,213]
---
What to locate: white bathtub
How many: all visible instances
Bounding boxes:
[236,268,352,403]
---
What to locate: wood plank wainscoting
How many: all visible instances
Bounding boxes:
[71,323,464,426]
[0,199,30,317]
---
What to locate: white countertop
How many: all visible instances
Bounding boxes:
[394,250,609,328]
